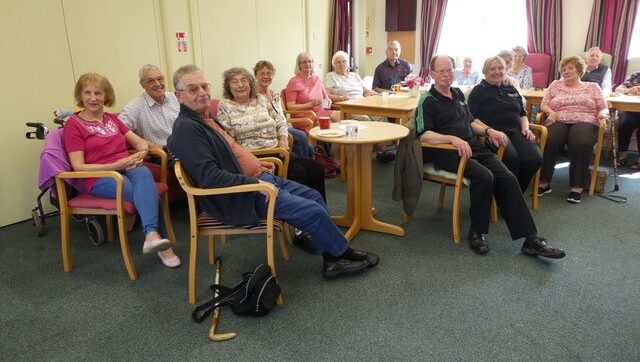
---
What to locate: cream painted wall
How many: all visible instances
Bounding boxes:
[562,0,594,60]
[0,1,75,227]
[0,0,330,226]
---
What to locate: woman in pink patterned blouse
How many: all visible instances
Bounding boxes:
[538,56,609,204]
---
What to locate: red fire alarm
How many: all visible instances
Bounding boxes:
[366,47,373,54]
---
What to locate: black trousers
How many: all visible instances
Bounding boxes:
[431,146,537,239]
[487,130,542,193]
[541,122,598,188]
[287,155,326,201]
[617,111,640,152]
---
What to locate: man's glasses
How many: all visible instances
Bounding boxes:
[176,82,211,94]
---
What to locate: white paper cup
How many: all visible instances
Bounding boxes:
[381,91,389,102]
[345,124,358,138]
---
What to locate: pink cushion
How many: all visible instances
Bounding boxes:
[68,182,168,214]
[197,211,284,231]
[525,53,552,88]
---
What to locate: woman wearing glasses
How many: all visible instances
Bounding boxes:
[285,52,340,132]
[63,73,180,267]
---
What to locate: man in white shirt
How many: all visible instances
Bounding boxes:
[119,64,180,149]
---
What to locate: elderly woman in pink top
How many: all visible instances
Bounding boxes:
[285,52,340,132]
[538,56,609,204]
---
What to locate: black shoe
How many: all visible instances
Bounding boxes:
[537,184,552,196]
[322,258,369,279]
[468,230,490,255]
[343,248,380,268]
[521,236,566,259]
[293,233,319,254]
[566,192,581,204]
[376,150,396,163]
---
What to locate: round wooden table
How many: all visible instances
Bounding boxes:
[309,121,409,241]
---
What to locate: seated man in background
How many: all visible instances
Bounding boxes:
[581,47,612,97]
[119,64,179,150]
[614,71,640,169]
[372,40,413,92]
[417,55,565,259]
[167,64,379,279]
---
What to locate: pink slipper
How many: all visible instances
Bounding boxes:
[157,250,181,268]
[142,238,171,254]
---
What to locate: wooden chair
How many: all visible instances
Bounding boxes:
[535,112,605,195]
[54,148,176,280]
[173,160,287,305]
[413,142,504,243]
[528,123,548,210]
[280,89,317,133]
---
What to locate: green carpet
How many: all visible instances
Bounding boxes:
[1,158,639,361]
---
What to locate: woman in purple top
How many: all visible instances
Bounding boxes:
[63,73,180,268]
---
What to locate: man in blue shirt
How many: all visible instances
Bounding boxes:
[372,40,413,92]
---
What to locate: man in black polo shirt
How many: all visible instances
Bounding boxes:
[416,55,565,259]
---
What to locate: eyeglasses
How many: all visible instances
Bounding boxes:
[433,68,454,75]
[176,82,211,94]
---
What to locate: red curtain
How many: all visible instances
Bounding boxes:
[585,0,639,85]
[418,0,448,80]
[526,0,563,86]
[330,0,353,61]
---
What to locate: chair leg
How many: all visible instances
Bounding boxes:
[438,184,446,208]
[60,212,72,272]
[117,214,137,281]
[452,185,462,243]
[161,193,177,243]
[106,215,114,242]
[285,224,294,245]
[208,235,216,265]
[189,234,199,304]
[531,170,541,210]
[490,198,498,223]
[266,228,283,305]
[278,232,290,261]
[125,214,136,232]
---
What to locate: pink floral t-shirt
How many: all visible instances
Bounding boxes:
[541,80,607,126]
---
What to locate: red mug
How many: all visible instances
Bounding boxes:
[318,117,330,130]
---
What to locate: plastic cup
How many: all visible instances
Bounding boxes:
[345,124,358,138]
[318,117,330,130]
[381,91,389,102]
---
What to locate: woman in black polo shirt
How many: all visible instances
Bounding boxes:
[468,56,542,193]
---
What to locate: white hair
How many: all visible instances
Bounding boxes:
[138,64,161,81]
[331,51,350,68]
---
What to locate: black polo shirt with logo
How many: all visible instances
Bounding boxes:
[467,80,525,133]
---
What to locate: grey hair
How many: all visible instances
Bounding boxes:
[387,40,401,49]
[512,45,528,58]
[586,46,603,57]
[138,64,161,81]
[172,64,201,90]
[222,67,257,100]
[294,52,314,76]
[482,56,506,75]
[331,51,350,68]
[429,54,455,71]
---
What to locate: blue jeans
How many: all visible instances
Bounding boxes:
[91,165,164,237]
[256,172,348,257]
[289,127,313,158]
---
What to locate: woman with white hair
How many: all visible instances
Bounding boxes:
[324,51,394,160]
[581,46,612,96]
[453,57,481,85]
[508,45,533,89]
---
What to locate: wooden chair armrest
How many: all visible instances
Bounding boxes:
[420,141,459,151]
[420,141,468,178]
[283,109,317,121]
[288,117,315,128]
[178,177,278,199]
[257,157,286,178]
[54,170,126,214]
[251,148,290,177]
[129,148,169,183]
[529,123,548,151]
[534,111,547,125]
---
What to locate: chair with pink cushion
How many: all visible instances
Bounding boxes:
[525,53,552,89]
[54,148,176,280]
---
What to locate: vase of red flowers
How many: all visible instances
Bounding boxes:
[405,74,425,97]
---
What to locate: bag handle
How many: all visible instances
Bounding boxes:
[191,280,247,323]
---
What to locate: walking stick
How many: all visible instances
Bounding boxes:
[598,111,627,203]
[209,257,237,342]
